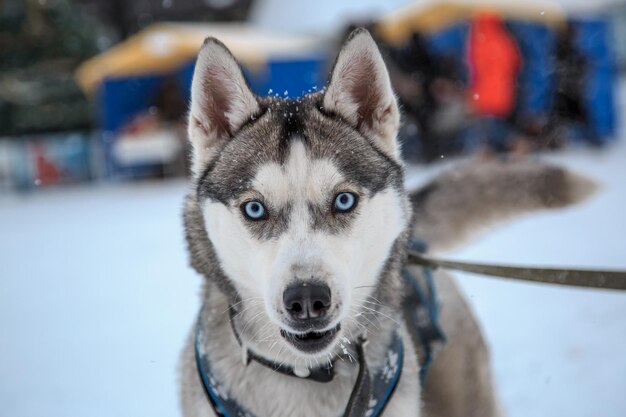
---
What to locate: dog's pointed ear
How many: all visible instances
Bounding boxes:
[188,38,260,173]
[323,28,401,160]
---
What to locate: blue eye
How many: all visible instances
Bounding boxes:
[334,192,357,213]
[242,200,267,220]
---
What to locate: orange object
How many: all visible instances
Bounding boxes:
[467,12,521,118]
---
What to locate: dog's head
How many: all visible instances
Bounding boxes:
[188,29,411,363]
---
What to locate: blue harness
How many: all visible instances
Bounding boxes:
[194,239,444,417]
[403,239,446,385]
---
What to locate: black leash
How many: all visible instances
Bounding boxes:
[343,339,372,417]
[408,250,626,291]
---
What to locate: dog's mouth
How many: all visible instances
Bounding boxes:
[280,323,341,353]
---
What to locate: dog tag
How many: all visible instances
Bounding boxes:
[293,363,311,378]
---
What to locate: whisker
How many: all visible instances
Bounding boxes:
[276,347,292,370]
[353,297,387,309]
[251,320,274,342]
[332,350,345,363]
[361,294,386,305]
[230,301,262,321]
[221,297,262,315]
[350,307,380,330]
[349,304,379,326]
[357,305,400,326]
[240,311,265,336]
[353,285,377,290]
[357,299,386,308]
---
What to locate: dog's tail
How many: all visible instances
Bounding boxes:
[410,160,597,253]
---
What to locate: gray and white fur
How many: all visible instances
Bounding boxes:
[179,28,596,417]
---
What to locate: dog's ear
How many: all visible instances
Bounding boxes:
[188,38,260,173]
[323,28,400,161]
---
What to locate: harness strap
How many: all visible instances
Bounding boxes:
[402,268,445,385]
[408,250,626,291]
[403,239,446,384]
[343,340,372,417]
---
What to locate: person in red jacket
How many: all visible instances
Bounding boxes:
[467,11,521,118]
[465,11,527,156]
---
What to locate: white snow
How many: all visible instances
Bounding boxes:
[0,181,199,416]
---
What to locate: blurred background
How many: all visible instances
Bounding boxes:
[1,0,625,416]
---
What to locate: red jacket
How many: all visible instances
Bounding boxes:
[467,12,521,117]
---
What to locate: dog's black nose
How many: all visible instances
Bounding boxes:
[283,284,331,320]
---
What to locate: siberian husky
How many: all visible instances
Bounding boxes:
[179,28,594,417]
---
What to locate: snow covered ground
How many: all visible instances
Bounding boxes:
[2,127,626,415]
[2,143,625,417]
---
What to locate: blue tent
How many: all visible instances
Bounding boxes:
[78,23,327,179]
